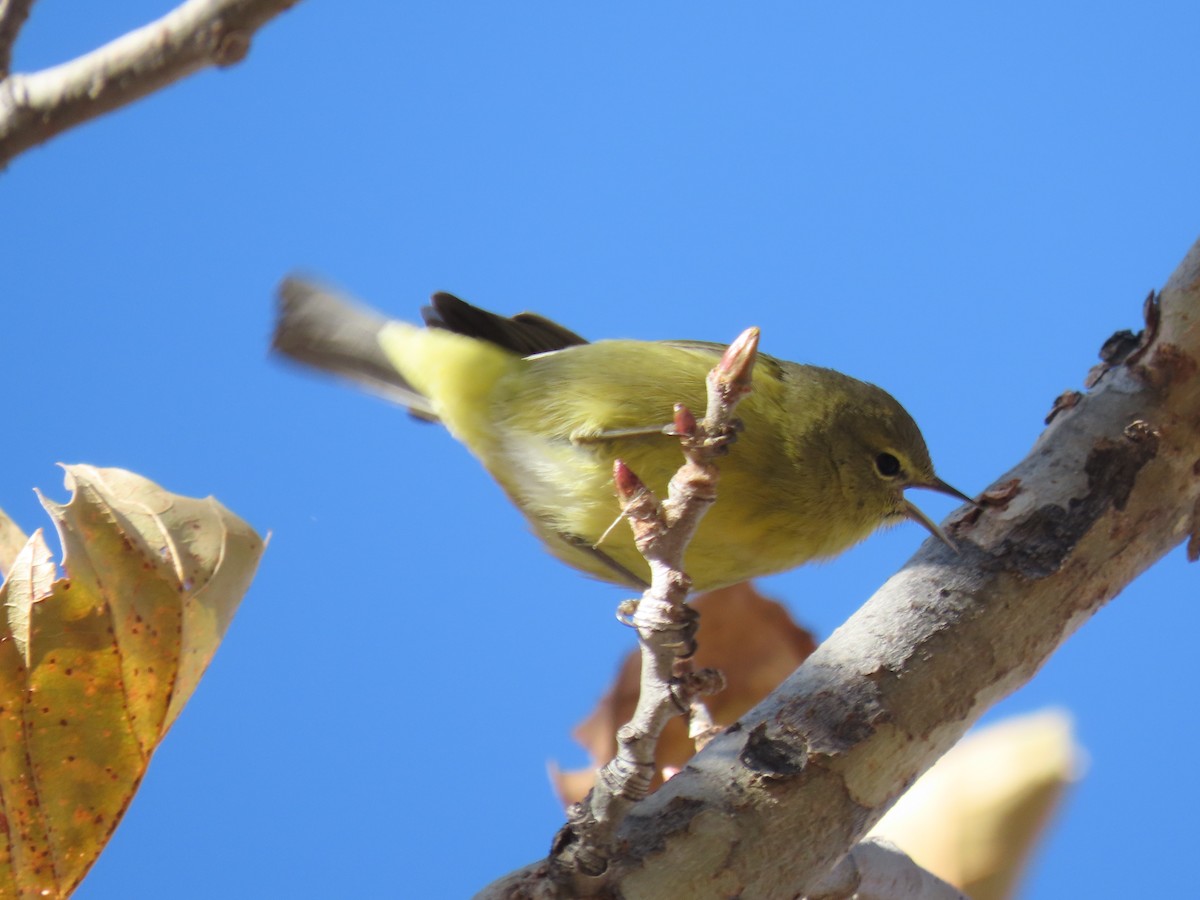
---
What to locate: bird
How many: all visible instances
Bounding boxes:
[272,277,970,591]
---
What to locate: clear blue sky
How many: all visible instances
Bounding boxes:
[4,3,1199,897]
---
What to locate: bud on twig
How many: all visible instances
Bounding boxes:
[613,459,646,503]
[714,326,760,397]
[673,403,697,438]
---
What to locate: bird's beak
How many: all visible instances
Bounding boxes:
[920,476,977,507]
[903,478,976,553]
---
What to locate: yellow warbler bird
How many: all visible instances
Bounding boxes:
[272,278,969,590]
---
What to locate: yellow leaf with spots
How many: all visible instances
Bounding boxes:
[0,465,264,899]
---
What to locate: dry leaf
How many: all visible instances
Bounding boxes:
[869,709,1079,900]
[552,582,816,805]
[0,465,264,898]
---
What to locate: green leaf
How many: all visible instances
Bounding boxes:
[0,465,264,898]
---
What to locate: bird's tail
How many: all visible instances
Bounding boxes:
[272,277,438,419]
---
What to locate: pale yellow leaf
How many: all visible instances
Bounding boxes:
[0,507,28,580]
[870,709,1079,900]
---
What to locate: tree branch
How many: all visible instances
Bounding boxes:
[807,838,966,900]
[0,0,36,80]
[480,238,1200,898]
[0,0,298,168]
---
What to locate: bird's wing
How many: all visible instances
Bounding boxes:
[422,292,589,356]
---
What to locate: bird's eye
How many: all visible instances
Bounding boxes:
[875,452,902,478]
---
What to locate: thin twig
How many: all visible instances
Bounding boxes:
[0,0,299,168]
[551,327,760,890]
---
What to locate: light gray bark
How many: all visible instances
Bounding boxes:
[808,838,966,900]
[0,0,298,167]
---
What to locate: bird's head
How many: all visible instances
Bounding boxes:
[832,379,972,550]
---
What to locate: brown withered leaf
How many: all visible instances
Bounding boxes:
[551,582,816,804]
[0,465,264,898]
[869,709,1079,900]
